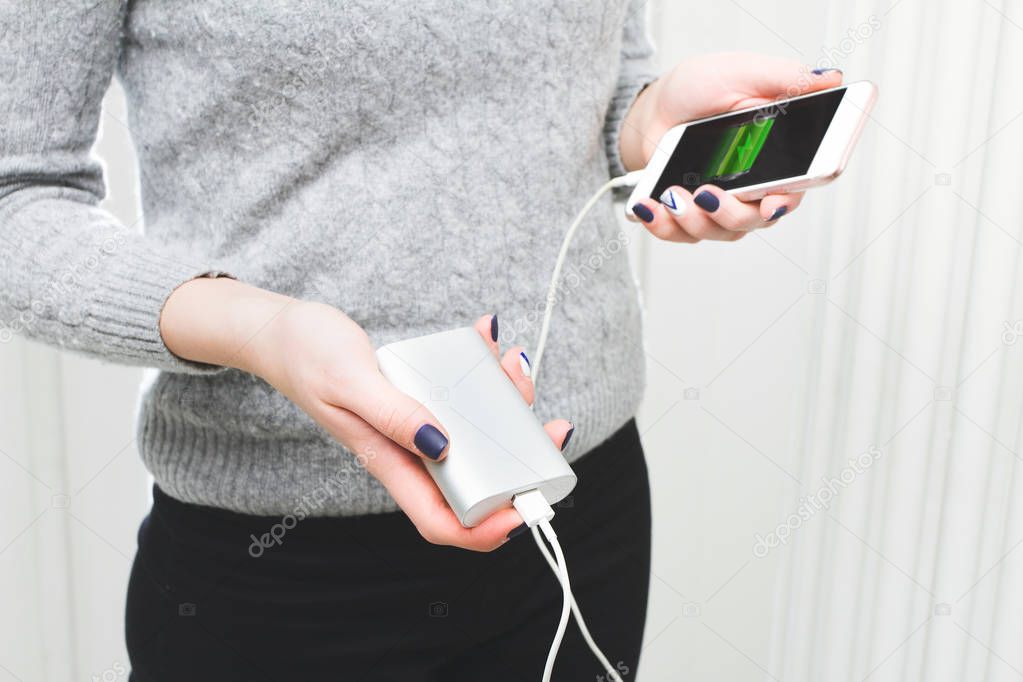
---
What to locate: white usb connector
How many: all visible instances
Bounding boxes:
[512,488,556,527]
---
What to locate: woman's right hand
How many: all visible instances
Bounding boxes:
[160,277,572,551]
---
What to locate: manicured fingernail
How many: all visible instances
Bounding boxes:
[414,424,448,460]
[768,206,788,221]
[659,189,686,217]
[632,203,655,223]
[519,351,531,378]
[812,67,842,75]
[507,522,529,540]
[490,315,499,342]
[694,191,719,212]
[561,425,575,451]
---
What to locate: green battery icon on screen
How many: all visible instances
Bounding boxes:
[702,116,775,182]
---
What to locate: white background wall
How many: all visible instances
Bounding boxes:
[639,1,1023,681]
[636,2,847,679]
[2,1,1020,680]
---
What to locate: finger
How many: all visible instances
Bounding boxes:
[725,53,844,100]
[459,506,527,550]
[315,400,525,551]
[630,199,699,243]
[654,187,743,241]
[803,67,844,93]
[758,191,804,223]
[346,372,451,461]
[307,398,384,456]
[500,346,535,406]
[473,314,500,358]
[543,419,575,452]
[691,185,767,233]
[403,467,523,551]
[349,421,523,551]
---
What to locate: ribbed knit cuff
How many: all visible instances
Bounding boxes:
[604,76,657,179]
[0,186,232,374]
[85,251,231,374]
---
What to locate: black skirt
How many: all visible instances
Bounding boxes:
[126,419,651,682]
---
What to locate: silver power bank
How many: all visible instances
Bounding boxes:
[376,327,577,527]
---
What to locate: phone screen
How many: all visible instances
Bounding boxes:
[650,87,847,197]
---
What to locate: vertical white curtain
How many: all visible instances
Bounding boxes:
[764,1,1023,680]
[634,0,1023,680]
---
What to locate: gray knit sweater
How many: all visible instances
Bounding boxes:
[0,1,656,516]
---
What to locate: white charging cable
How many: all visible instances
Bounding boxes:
[515,489,625,681]
[536,520,576,681]
[514,170,643,680]
[513,170,642,681]
[530,526,623,681]
[531,170,644,387]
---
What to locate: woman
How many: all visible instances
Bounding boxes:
[1,1,839,679]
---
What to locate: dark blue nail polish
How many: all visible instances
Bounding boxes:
[561,425,575,451]
[414,424,448,460]
[490,315,498,342]
[768,206,788,221]
[632,203,655,223]
[507,522,529,540]
[694,191,719,212]
[812,67,842,75]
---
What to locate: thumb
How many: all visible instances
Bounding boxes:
[722,53,843,100]
[347,373,450,461]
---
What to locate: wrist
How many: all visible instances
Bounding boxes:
[619,77,664,172]
[223,285,299,380]
[160,276,296,377]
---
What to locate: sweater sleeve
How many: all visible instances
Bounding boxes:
[603,0,660,178]
[0,1,224,373]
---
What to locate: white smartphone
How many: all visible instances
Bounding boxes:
[625,80,877,217]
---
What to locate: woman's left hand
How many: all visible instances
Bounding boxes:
[619,52,844,243]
